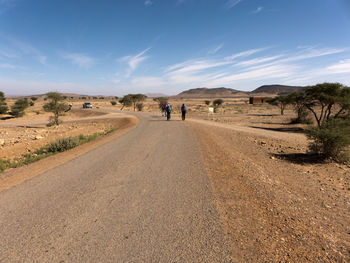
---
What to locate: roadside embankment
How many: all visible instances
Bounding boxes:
[0,115,139,192]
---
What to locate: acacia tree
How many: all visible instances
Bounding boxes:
[300,83,350,161]
[119,95,132,110]
[286,92,310,123]
[43,92,69,125]
[10,98,29,117]
[153,97,168,110]
[0,91,8,115]
[129,94,146,111]
[303,83,349,127]
[267,95,290,115]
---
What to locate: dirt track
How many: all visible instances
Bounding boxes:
[188,119,350,262]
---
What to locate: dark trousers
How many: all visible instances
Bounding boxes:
[182,111,186,120]
[167,111,171,120]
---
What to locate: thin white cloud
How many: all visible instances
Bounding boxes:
[144,0,153,7]
[0,34,47,65]
[121,47,151,77]
[235,55,283,67]
[252,6,263,14]
[283,47,345,62]
[225,0,243,9]
[226,47,268,60]
[208,44,224,55]
[166,59,231,74]
[326,59,350,74]
[60,52,94,68]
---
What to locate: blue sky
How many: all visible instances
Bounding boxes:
[0,0,350,96]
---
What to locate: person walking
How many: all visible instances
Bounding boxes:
[181,103,187,121]
[161,103,167,116]
[166,103,171,121]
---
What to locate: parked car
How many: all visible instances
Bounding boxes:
[82,102,92,108]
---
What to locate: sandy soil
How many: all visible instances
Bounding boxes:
[0,109,118,160]
[0,115,139,192]
[188,120,350,262]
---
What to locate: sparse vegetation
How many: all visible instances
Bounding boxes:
[119,95,132,110]
[303,83,350,127]
[0,126,117,173]
[306,116,350,162]
[136,103,144,111]
[30,97,38,101]
[0,91,8,115]
[266,95,290,115]
[110,101,117,106]
[213,99,223,112]
[301,83,350,162]
[129,94,146,111]
[10,98,29,117]
[287,92,312,124]
[43,92,69,126]
[153,97,168,109]
[213,99,223,107]
[204,100,211,105]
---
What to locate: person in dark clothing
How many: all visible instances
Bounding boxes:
[166,103,171,120]
[181,103,187,121]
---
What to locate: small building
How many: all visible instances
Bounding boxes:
[249,96,271,104]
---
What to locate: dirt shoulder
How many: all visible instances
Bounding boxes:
[188,120,350,262]
[0,115,139,192]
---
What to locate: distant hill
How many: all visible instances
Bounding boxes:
[251,85,304,95]
[175,87,248,98]
[145,93,169,98]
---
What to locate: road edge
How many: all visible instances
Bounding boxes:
[0,115,139,192]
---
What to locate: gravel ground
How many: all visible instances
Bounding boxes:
[188,119,350,262]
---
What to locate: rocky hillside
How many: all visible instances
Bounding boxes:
[175,87,248,98]
[251,85,304,95]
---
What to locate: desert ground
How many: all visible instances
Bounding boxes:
[0,96,349,262]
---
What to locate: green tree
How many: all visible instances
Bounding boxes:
[287,92,311,124]
[204,100,211,105]
[153,97,168,109]
[129,94,146,111]
[110,101,117,106]
[300,83,350,162]
[30,97,38,101]
[303,83,348,127]
[0,91,8,115]
[119,95,132,110]
[43,92,69,125]
[267,95,290,115]
[213,99,223,107]
[10,98,29,117]
[136,103,144,111]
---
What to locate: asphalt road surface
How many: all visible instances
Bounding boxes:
[0,113,234,262]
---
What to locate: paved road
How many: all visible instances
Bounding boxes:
[0,113,233,262]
